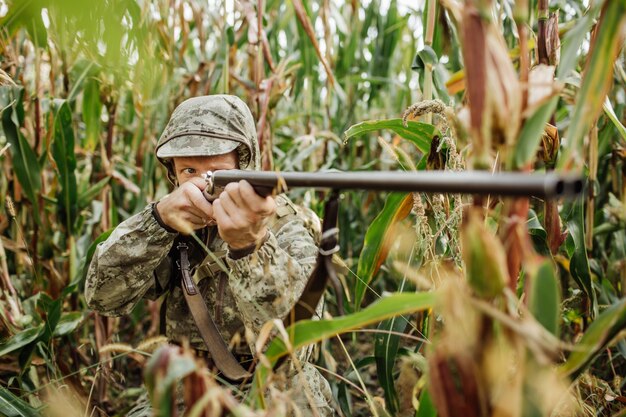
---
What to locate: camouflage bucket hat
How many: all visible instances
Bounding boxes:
[156,95,258,170]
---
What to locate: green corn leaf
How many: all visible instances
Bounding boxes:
[528,260,561,337]
[0,386,41,417]
[412,46,438,72]
[0,86,42,221]
[82,78,102,151]
[38,297,62,344]
[52,312,85,337]
[556,0,606,80]
[0,0,47,48]
[0,326,43,357]
[527,209,550,256]
[25,12,47,49]
[68,60,97,102]
[345,356,378,380]
[513,98,558,169]
[565,197,597,317]
[355,193,413,308]
[77,176,110,210]
[561,298,626,380]
[602,97,626,144]
[344,119,438,154]
[558,1,626,169]
[52,99,79,234]
[375,316,409,415]
[250,291,437,403]
[415,388,438,417]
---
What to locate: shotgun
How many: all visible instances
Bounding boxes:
[203,169,584,200]
[196,169,584,380]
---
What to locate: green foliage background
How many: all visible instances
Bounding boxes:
[0,0,625,416]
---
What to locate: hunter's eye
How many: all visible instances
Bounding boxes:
[181,168,196,175]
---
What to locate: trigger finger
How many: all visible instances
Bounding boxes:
[188,189,213,217]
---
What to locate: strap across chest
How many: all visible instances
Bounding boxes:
[177,192,339,381]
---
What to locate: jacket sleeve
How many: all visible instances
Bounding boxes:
[225,210,318,334]
[85,204,177,316]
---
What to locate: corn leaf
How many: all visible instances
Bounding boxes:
[558,1,626,168]
[513,98,558,168]
[0,326,43,357]
[602,97,626,144]
[369,0,407,103]
[355,193,414,308]
[527,209,550,256]
[0,0,47,48]
[52,100,79,234]
[82,78,102,151]
[528,260,561,337]
[0,86,42,222]
[565,198,597,317]
[251,292,437,400]
[344,119,438,154]
[292,0,345,100]
[556,0,606,80]
[0,386,41,417]
[77,176,110,210]
[416,389,437,417]
[52,312,85,337]
[561,298,626,379]
[38,296,63,344]
[375,316,409,414]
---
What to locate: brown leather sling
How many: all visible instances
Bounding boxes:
[178,192,340,381]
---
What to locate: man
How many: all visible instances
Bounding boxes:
[85,95,334,415]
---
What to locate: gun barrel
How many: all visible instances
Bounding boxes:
[208,170,584,199]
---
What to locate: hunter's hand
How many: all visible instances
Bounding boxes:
[155,177,214,234]
[212,180,276,250]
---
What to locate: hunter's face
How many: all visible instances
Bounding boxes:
[173,151,239,185]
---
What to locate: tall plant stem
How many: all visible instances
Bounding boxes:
[585,126,598,249]
[253,0,273,170]
[33,47,43,275]
[322,0,332,127]
[514,0,529,111]
[535,0,566,254]
[622,169,626,297]
[423,0,437,124]
[0,200,22,331]
[537,0,549,65]
[105,101,117,164]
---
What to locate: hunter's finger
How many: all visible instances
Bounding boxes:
[239,180,275,216]
[216,189,240,220]
[224,182,245,208]
[187,176,208,191]
[183,184,213,217]
[187,211,208,225]
[212,200,236,231]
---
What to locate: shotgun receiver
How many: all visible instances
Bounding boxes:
[203,169,584,200]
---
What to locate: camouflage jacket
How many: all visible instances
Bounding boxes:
[85,195,318,354]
